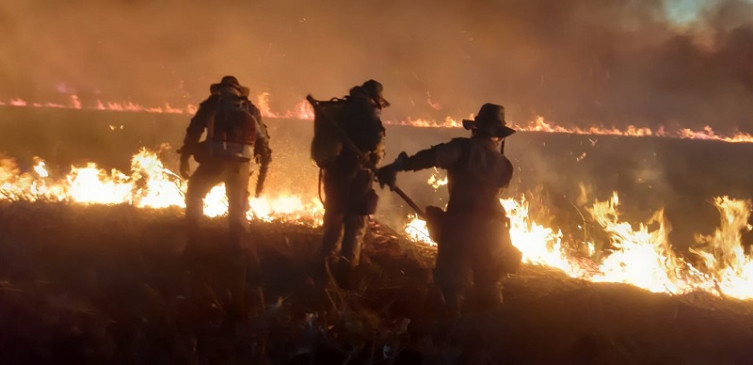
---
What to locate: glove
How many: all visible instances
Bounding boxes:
[255,165,268,198]
[179,155,191,179]
[376,164,398,190]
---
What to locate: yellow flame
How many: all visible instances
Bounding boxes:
[33,160,48,178]
[427,168,448,190]
[4,148,753,299]
[691,197,753,298]
[404,191,753,299]
[0,149,323,225]
[587,192,697,294]
[405,214,436,246]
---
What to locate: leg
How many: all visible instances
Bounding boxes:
[334,214,367,289]
[185,163,223,234]
[470,220,506,311]
[320,168,347,259]
[321,208,344,259]
[223,161,252,321]
[433,227,470,316]
[338,170,372,266]
[224,161,251,250]
[341,214,368,267]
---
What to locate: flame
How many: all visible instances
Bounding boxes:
[691,197,753,298]
[4,148,753,299]
[405,192,753,300]
[0,149,323,225]
[586,193,700,294]
[294,99,315,120]
[427,168,448,190]
[255,93,315,120]
[387,116,464,128]
[33,160,48,178]
[3,94,752,143]
[405,214,435,245]
[511,117,753,144]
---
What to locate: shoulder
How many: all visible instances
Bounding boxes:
[242,97,262,118]
[198,95,220,109]
[439,137,469,151]
[430,137,467,151]
[429,137,468,168]
[448,137,469,146]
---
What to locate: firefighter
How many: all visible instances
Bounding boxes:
[319,79,389,287]
[178,75,272,251]
[376,103,520,314]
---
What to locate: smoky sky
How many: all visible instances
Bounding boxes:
[0,0,752,132]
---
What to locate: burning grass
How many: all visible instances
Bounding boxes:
[2,201,753,363]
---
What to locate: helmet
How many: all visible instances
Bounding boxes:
[360,79,390,108]
[462,103,515,138]
[210,75,250,96]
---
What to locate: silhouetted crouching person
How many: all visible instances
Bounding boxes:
[377,103,521,314]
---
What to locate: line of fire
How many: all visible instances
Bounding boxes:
[3,1,753,362]
[2,87,753,362]
[1,94,753,294]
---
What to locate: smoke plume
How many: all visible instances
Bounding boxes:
[1,0,751,132]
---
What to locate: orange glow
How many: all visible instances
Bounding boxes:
[2,95,752,144]
[0,149,323,225]
[2,149,753,299]
[405,193,753,300]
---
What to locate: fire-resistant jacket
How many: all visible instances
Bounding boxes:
[181,93,270,163]
[401,135,513,215]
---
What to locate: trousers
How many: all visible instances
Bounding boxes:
[434,210,513,312]
[185,159,251,245]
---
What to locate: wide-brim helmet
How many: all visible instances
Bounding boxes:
[210,75,250,97]
[462,103,516,138]
[360,79,390,108]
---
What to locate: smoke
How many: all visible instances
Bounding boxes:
[1,0,752,132]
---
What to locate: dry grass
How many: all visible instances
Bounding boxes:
[2,201,753,364]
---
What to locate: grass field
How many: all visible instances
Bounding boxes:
[3,107,753,363]
[2,201,753,364]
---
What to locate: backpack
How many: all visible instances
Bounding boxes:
[205,96,258,160]
[307,95,347,168]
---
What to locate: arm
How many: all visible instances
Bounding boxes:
[179,99,215,156]
[177,98,214,178]
[397,138,465,171]
[376,138,465,189]
[250,104,272,197]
